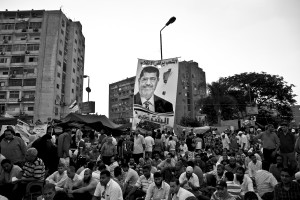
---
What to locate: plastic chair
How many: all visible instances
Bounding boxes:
[22,180,44,200]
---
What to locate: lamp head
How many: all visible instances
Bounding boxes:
[166,17,176,26]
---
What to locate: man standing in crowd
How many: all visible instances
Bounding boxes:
[58,127,72,167]
[0,129,26,165]
[221,133,230,150]
[248,153,262,178]
[100,137,117,165]
[144,132,154,159]
[133,130,145,163]
[254,124,280,170]
[277,122,296,169]
[145,171,170,200]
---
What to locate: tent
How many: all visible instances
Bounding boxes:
[0,116,17,126]
[61,113,122,130]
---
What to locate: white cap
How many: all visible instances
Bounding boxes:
[295,172,300,180]
[238,131,243,134]
[292,129,295,133]
[186,166,193,173]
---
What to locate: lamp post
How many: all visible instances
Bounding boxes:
[83,75,91,102]
[160,16,176,60]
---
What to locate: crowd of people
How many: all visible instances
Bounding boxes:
[0,122,300,200]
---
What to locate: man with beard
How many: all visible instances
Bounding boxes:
[269,154,284,182]
[93,170,123,200]
[70,169,98,200]
[179,166,200,195]
[206,164,227,182]
[169,179,195,200]
[274,168,300,200]
[233,167,254,196]
[134,66,173,113]
[121,163,139,197]
[145,172,170,200]
[126,165,154,200]
[211,180,236,200]
[157,153,175,171]
[225,158,240,174]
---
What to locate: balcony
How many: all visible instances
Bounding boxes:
[21,96,35,102]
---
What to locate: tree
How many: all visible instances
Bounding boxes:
[179,116,201,127]
[198,72,296,126]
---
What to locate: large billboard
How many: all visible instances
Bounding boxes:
[132,58,179,131]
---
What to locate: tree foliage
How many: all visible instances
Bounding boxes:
[180,116,201,127]
[198,72,296,126]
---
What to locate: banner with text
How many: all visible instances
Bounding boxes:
[132,58,179,131]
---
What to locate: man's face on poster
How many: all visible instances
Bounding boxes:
[139,72,159,100]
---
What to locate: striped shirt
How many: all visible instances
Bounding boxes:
[135,173,154,193]
[22,158,45,180]
[226,181,242,196]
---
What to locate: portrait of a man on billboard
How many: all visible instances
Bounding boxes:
[134,66,173,113]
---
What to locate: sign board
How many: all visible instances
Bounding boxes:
[132,58,179,131]
[80,101,95,114]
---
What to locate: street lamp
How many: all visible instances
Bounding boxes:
[83,75,91,102]
[160,16,176,60]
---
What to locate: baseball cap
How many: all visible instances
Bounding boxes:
[238,131,243,135]
[186,166,193,173]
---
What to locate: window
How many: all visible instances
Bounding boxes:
[28,106,34,111]
[8,79,22,86]
[61,20,65,27]
[75,39,77,44]
[28,57,38,62]
[24,68,35,74]
[10,68,23,75]
[2,71,8,75]
[0,45,12,52]
[61,29,64,35]
[11,56,25,63]
[12,44,26,51]
[56,84,60,89]
[29,22,42,29]
[2,35,12,41]
[72,78,75,83]
[15,23,27,30]
[1,23,14,30]
[57,72,61,78]
[0,58,8,63]
[0,91,6,99]
[75,30,78,35]
[55,107,58,115]
[72,89,74,93]
[57,61,62,66]
[60,39,63,44]
[9,91,19,98]
[23,91,35,98]
[27,44,39,51]
[73,58,76,63]
[23,79,36,86]
[73,68,75,73]
[63,62,67,72]
[74,48,76,53]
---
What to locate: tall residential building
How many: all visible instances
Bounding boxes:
[0,10,85,123]
[109,76,135,124]
[108,61,206,124]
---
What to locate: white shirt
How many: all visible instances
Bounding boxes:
[221,135,231,149]
[94,179,123,200]
[145,136,155,152]
[241,134,249,150]
[168,140,176,151]
[179,172,200,190]
[133,134,145,154]
[233,174,254,195]
[172,187,194,200]
[141,96,155,112]
[64,174,82,190]
[179,144,188,156]
[248,160,262,178]
[46,170,68,188]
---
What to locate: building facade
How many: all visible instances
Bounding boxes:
[0,10,85,123]
[109,76,135,124]
[291,105,300,127]
[108,61,206,125]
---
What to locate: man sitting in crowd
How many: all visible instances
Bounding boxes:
[145,172,170,200]
[169,179,195,200]
[46,163,68,191]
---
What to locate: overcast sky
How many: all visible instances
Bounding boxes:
[3,0,300,116]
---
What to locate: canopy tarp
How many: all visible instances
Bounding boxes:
[0,116,17,126]
[62,113,122,130]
